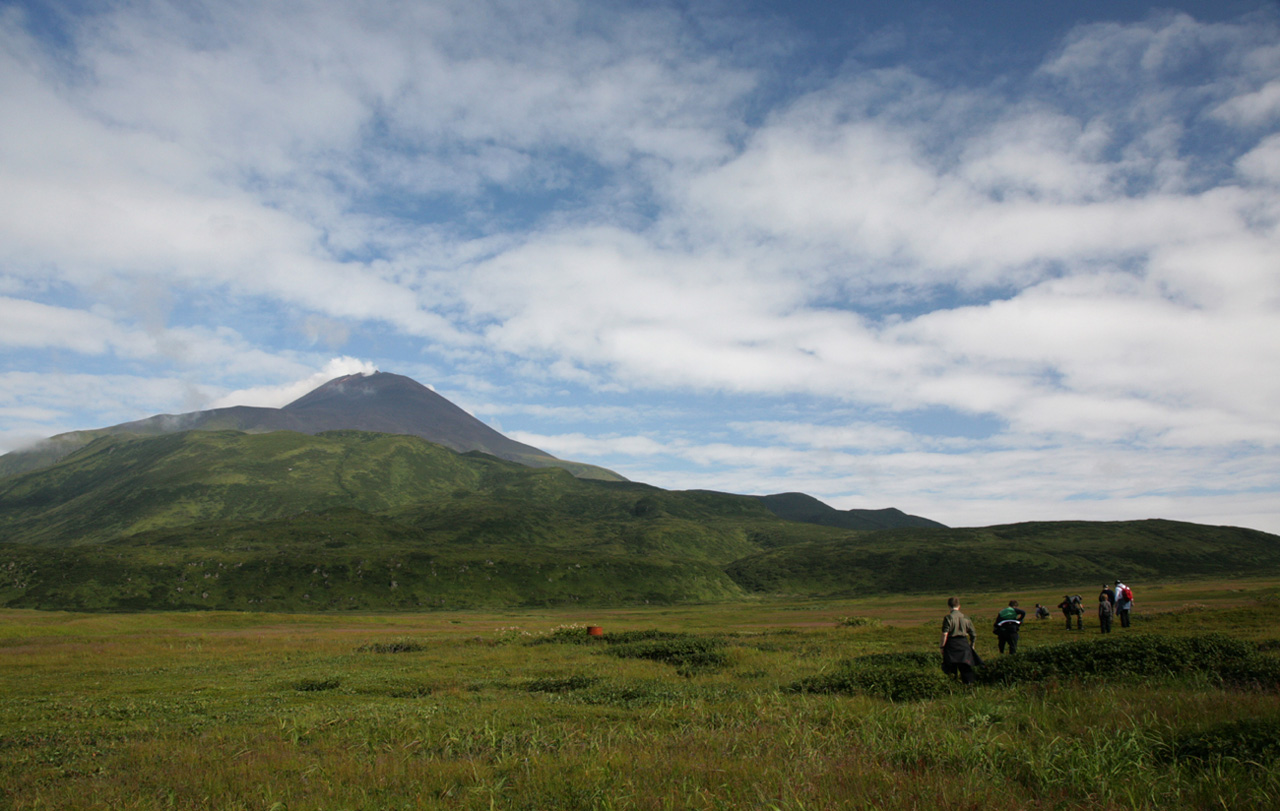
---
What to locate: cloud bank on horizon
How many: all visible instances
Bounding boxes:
[1,0,1278,533]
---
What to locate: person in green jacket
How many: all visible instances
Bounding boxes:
[994,599,1027,654]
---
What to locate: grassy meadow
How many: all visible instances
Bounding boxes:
[3,578,1280,810]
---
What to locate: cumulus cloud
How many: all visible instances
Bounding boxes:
[2,2,1278,533]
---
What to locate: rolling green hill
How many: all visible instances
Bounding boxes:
[725,520,1280,597]
[2,429,1279,611]
[0,429,840,610]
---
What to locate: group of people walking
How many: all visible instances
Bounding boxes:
[939,580,1135,684]
[1052,580,1134,632]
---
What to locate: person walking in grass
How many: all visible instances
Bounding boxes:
[994,599,1026,654]
[1057,594,1084,630]
[1097,585,1114,634]
[940,596,981,685]
[1114,580,1133,628]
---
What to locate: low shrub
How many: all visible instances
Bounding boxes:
[837,616,883,628]
[845,651,937,669]
[1215,652,1280,689]
[1171,717,1280,765]
[356,639,426,653]
[977,633,1274,687]
[791,665,952,702]
[605,636,729,674]
[790,650,952,701]
[292,677,341,692]
[575,679,686,707]
[599,629,689,645]
[525,674,601,693]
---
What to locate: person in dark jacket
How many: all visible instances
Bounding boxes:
[994,599,1027,654]
[940,596,980,684]
[1057,594,1084,630]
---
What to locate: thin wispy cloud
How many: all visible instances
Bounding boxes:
[1,1,1277,532]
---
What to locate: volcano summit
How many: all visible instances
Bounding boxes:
[0,372,622,481]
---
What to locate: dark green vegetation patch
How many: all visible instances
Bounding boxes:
[981,633,1280,688]
[356,639,427,654]
[1170,717,1280,766]
[790,634,1280,702]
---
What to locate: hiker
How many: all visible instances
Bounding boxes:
[1035,603,1050,620]
[1097,586,1113,634]
[993,600,1027,654]
[1057,594,1084,630]
[1114,580,1134,628]
[940,597,981,685]
[1102,583,1116,608]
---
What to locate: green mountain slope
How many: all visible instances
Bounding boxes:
[0,510,750,611]
[0,430,828,555]
[3,429,1278,612]
[0,430,492,545]
[0,429,844,610]
[724,520,1280,597]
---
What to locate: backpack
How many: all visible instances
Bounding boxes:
[1121,586,1133,602]
[1070,595,1083,613]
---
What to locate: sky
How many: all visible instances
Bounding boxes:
[2,0,1279,534]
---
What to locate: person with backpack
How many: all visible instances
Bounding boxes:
[1057,594,1084,630]
[1114,580,1133,628]
[940,596,981,684]
[993,599,1027,654]
[1035,603,1050,620]
[1097,585,1114,633]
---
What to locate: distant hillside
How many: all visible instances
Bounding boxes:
[0,430,822,552]
[725,520,1280,597]
[0,371,624,482]
[756,492,945,530]
[2,414,1276,612]
[0,429,844,610]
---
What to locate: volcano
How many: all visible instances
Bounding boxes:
[0,372,623,481]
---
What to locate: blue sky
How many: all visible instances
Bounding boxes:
[2,0,1279,533]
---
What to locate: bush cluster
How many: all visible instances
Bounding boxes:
[979,633,1280,688]
[786,633,1280,703]
[356,639,426,653]
[791,664,952,702]
[605,635,729,674]
[1170,717,1280,765]
[837,616,883,628]
[524,674,601,693]
[292,677,341,692]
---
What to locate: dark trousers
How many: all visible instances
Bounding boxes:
[942,661,976,684]
[998,632,1018,654]
[1064,611,1082,630]
[1099,613,1112,633]
[1118,608,1131,628]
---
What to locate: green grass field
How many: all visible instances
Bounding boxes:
[3,578,1279,810]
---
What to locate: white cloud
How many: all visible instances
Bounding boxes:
[1213,79,1280,127]
[2,3,1278,536]
[207,357,379,409]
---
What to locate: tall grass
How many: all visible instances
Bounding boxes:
[2,587,1279,810]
